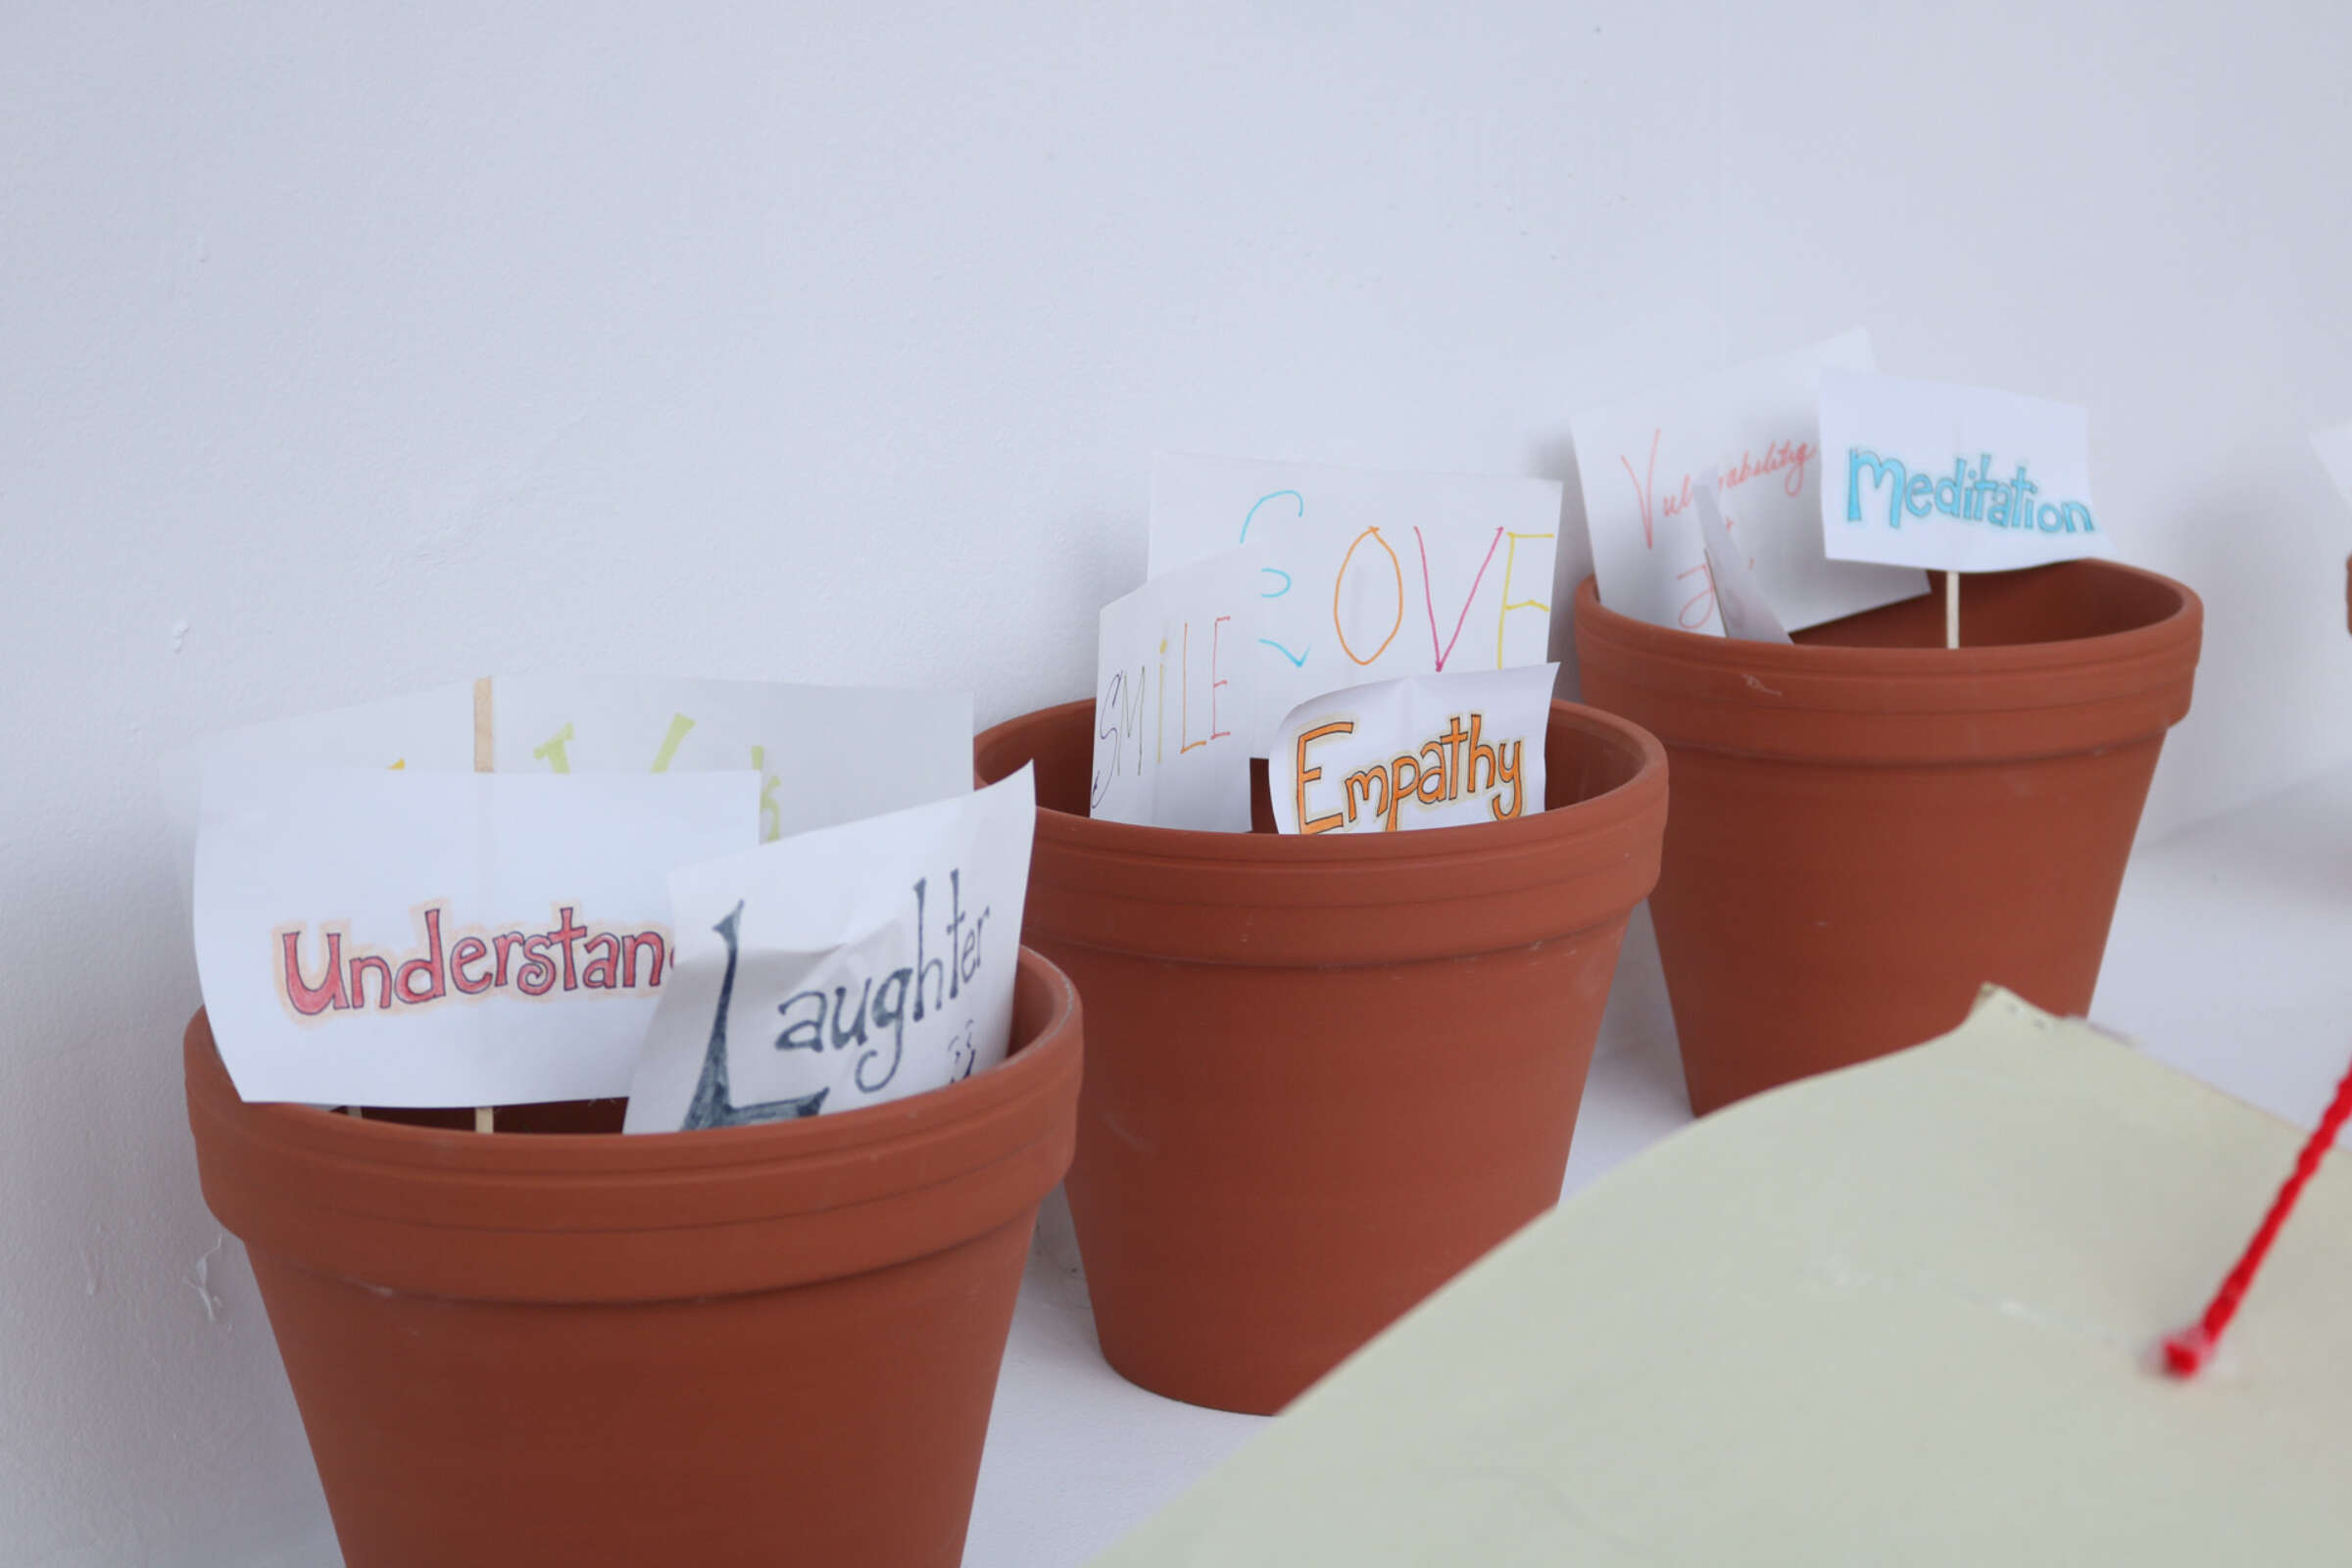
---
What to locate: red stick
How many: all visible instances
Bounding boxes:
[2163,1050,2352,1377]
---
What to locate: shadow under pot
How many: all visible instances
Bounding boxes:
[182,950,1084,1568]
[973,698,1668,1416]
[1573,559,2201,1116]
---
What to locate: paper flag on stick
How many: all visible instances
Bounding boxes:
[1096,989,2352,1566]
[1819,370,2117,573]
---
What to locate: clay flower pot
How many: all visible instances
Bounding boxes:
[1574,559,2201,1116]
[183,949,1083,1568]
[972,699,1666,1415]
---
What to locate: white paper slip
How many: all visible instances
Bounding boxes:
[624,768,1037,1132]
[2315,421,2352,509]
[486,677,973,843]
[162,678,974,912]
[1150,452,1560,752]
[1270,665,1555,835]
[1092,546,1265,832]
[1820,368,2117,571]
[1570,330,1923,634]
[194,766,758,1107]
[1692,475,1791,644]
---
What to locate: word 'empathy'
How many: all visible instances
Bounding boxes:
[1845,451,2098,535]
[1293,711,1527,833]
[275,905,668,1019]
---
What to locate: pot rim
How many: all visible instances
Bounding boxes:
[979,698,1668,868]
[1572,560,2199,681]
[187,947,1079,1200]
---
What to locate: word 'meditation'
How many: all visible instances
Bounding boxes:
[1844,452,2097,537]
[1269,664,1556,837]
[1293,711,1526,833]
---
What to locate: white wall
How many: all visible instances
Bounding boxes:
[5,2,2351,1561]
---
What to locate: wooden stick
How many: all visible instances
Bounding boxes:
[472,676,496,1136]
[344,1105,364,1119]
[1944,570,1961,650]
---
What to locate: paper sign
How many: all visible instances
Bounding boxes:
[1150,453,1561,752]
[1820,369,2117,571]
[1091,547,1264,831]
[163,678,974,906]
[1571,330,1923,634]
[194,766,757,1106]
[1691,476,1790,644]
[1095,989,2352,1565]
[2315,421,2352,509]
[623,768,1037,1132]
[1270,664,1555,835]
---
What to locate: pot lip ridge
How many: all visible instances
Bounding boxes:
[1572,561,2202,681]
[184,946,1082,1179]
[980,697,1669,868]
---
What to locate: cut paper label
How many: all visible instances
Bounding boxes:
[1271,664,1555,835]
[1092,546,1265,832]
[1820,369,2117,571]
[162,678,974,907]
[1691,476,1790,644]
[1150,453,1560,752]
[2315,421,2352,510]
[623,768,1036,1132]
[1571,330,1923,635]
[194,766,758,1106]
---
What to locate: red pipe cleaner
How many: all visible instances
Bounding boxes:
[2163,1048,2352,1378]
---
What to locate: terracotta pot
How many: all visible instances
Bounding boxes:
[1574,560,2201,1116]
[183,949,1083,1568]
[972,699,1666,1414]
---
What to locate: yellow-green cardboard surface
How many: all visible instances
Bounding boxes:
[1096,988,2352,1564]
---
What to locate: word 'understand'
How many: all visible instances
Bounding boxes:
[275,904,669,1020]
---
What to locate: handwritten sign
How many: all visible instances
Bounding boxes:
[623,768,1036,1131]
[2316,421,2352,510]
[1092,546,1265,831]
[162,678,974,906]
[1819,369,2116,571]
[1692,476,1790,644]
[1150,453,1560,754]
[1270,664,1554,835]
[194,766,757,1105]
[1570,330,1923,633]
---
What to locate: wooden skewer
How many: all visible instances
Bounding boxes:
[472,676,497,1136]
[1944,570,1961,650]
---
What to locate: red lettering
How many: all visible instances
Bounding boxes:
[394,907,448,1004]
[347,954,395,1011]
[553,905,588,992]
[450,936,493,995]
[278,927,347,1016]
[621,932,665,989]
[1413,526,1502,672]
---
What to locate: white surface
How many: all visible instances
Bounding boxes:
[8,3,2352,1562]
